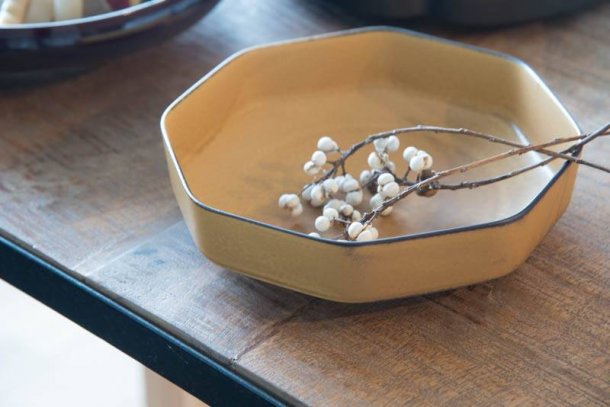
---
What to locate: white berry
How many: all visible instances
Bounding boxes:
[278,194,290,208]
[324,199,343,211]
[381,206,393,216]
[359,170,372,185]
[290,203,303,217]
[286,194,300,208]
[323,207,339,220]
[386,136,400,152]
[409,155,427,172]
[279,193,299,209]
[308,232,320,238]
[341,178,360,193]
[402,146,418,162]
[373,138,388,152]
[370,193,384,209]
[310,195,325,207]
[322,178,338,194]
[311,185,324,202]
[317,136,338,152]
[386,160,396,172]
[377,172,394,186]
[302,185,313,201]
[382,181,399,198]
[351,210,362,222]
[368,226,379,239]
[367,152,383,170]
[347,222,364,239]
[340,203,353,216]
[345,190,363,206]
[311,150,327,167]
[314,216,331,232]
[416,151,433,170]
[304,161,320,175]
[356,230,373,242]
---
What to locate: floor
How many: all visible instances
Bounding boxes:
[0,278,203,407]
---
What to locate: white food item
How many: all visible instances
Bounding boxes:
[278,194,290,208]
[323,199,343,211]
[290,203,303,217]
[322,178,338,194]
[370,194,384,210]
[53,0,83,21]
[345,190,363,206]
[402,146,418,162]
[285,194,300,209]
[377,172,394,186]
[311,150,327,167]
[0,0,30,24]
[314,216,331,232]
[303,161,319,176]
[339,204,353,217]
[25,0,53,22]
[386,136,400,152]
[368,227,379,239]
[83,0,110,17]
[373,138,388,152]
[341,178,359,193]
[317,136,338,152]
[382,182,400,198]
[367,152,383,170]
[359,170,371,185]
[356,230,373,242]
[409,155,426,172]
[381,206,393,216]
[347,222,364,239]
[322,207,339,221]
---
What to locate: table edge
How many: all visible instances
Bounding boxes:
[0,231,291,407]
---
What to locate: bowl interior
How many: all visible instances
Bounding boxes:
[164,29,578,239]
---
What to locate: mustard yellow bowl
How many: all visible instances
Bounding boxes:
[161,27,579,303]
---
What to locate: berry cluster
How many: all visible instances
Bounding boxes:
[279,135,434,241]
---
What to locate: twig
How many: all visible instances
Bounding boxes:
[299,125,610,196]
[360,123,610,228]
[435,123,610,191]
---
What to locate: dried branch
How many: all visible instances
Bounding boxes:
[284,123,610,241]
[300,124,610,196]
[360,123,610,228]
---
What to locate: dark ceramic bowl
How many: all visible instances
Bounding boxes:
[0,0,219,81]
[327,0,601,26]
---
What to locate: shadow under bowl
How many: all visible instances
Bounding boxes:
[162,27,579,303]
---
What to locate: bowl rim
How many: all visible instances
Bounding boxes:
[160,26,581,247]
[0,0,188,30]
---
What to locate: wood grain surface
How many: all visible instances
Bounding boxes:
[1,0,609,405]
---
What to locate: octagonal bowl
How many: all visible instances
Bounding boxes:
[161,27,579,303]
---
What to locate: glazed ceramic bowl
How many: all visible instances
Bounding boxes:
[325,0,601,26]
[161,27,579,303]
[0,0,219,80]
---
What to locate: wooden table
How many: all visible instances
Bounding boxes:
[1,1,609,405]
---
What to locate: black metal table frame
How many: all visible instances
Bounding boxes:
[0,232,287,407]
